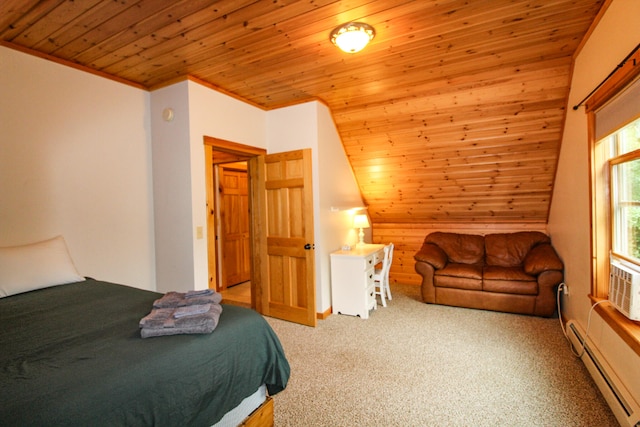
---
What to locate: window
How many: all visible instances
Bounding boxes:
[609,119,640,264]
[588,59,640,355]
[590,72,640,300]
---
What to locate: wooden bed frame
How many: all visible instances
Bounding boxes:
[241,397,273,427]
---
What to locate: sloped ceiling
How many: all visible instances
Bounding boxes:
[1,0,604,224]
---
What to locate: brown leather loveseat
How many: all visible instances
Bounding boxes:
[414,231,564,317]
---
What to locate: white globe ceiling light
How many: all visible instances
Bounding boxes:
[330,22,375,53]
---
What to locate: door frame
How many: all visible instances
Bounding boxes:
[204,136,266,310]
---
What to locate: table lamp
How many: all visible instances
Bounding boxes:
[353,214,370,246]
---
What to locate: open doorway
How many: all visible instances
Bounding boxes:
[204,137,266,309]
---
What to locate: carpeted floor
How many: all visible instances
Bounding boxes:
[265,284,619,426]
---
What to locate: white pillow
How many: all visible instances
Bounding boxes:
[0,235,85,298]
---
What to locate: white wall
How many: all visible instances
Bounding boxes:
[548,0,640,407]
[149,82,193,293]
[0,47,156,290]
[316,102,368,309]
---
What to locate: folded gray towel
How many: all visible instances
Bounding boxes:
[139,307,174,329]
[185,289,214,298]
[173,303,211,318]
[139,304,223,338]
[152,290,222,308]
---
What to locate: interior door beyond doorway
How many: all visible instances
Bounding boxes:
[219,164,250,288]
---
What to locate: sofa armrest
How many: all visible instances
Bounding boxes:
[524,243,563,275]
[414,243,448,269]
[415,261,437,303]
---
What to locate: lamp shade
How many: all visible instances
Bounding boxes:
[353,214,370,229]
[330,22,375,53]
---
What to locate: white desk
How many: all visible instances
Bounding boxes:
[330,244,385,319]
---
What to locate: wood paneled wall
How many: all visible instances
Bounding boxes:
[373,222,547,286]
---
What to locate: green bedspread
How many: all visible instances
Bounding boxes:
[0,279,290,426]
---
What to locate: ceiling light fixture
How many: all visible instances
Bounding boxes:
[330,22,375,53]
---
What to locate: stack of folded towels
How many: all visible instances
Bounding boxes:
[139,289,223,338]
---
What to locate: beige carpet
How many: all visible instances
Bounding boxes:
[265,284,618,427]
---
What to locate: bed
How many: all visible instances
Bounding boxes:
[0,238,290,427]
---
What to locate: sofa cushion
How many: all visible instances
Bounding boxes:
[485,232,550,267]
[434,275,483,291]
[439,263,483,279]
[483,266,537,295]
[434,263,482,291]
[425,232,484,265]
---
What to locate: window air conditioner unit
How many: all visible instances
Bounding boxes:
[609,257,640,321]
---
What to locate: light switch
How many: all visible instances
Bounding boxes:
[196,226,203,239]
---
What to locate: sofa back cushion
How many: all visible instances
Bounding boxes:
[485,231,550,267]
[425,232,484,265]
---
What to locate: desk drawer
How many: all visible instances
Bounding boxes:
[365,269,375,288]
[373,249,384,265]
[367,284,376,309]
[360,254,376,271]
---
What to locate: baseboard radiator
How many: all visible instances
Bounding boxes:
[567,320,640,427]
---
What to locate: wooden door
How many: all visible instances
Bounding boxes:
[250,149,316,326]
[219,164,250,288]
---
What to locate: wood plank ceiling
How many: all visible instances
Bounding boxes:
[1,0,604,224]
